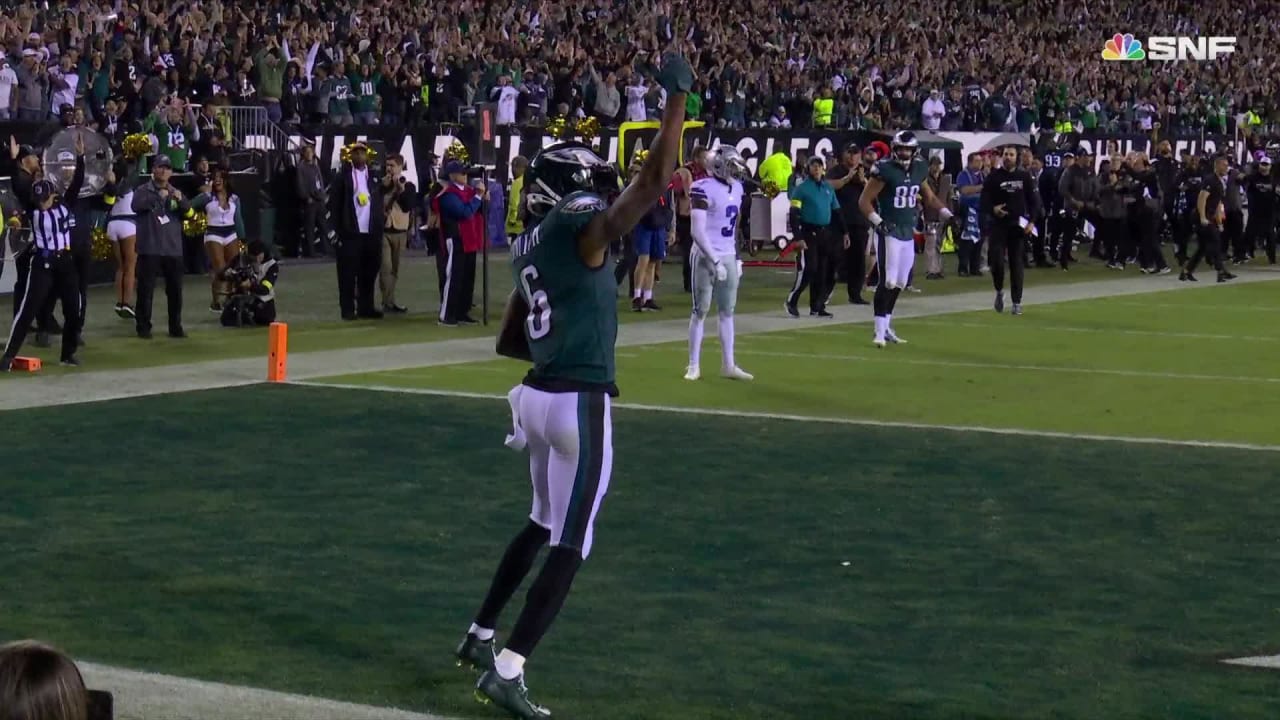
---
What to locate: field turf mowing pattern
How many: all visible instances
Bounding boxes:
[320,281,1280,447]
[4,279,1280,719]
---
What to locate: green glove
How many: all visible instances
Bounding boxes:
[658,53,694,95]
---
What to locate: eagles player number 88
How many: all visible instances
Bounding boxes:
[893,185,920,209]
[519,264,552,340]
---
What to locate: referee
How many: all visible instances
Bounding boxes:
[1,137,86,372]
[980,145,1037,315]
[785,156,848,318]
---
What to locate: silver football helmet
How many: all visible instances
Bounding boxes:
[708,145,749,182]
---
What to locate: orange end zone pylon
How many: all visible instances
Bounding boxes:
[268,322,288,382]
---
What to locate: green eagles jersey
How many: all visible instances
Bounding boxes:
[350,73,381,113]
[510,191,619,396]
[144,115,192,171]
[872,157,929,239]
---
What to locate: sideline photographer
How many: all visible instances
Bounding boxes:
[218,240,279,327]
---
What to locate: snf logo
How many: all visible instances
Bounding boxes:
[1102,33,1237,62]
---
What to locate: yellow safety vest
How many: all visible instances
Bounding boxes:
[813,98,834,127]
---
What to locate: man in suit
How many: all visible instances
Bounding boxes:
[328,142,384,320]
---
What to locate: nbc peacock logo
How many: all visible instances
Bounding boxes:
[1102,33,1146,61]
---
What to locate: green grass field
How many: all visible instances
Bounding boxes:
[0,251,1122,375]
[4,264,1280,720]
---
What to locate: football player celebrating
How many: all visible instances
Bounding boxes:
[858,131,952,348]
[452,52,693,720]
[684,145,752,381]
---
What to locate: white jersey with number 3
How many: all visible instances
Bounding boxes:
[690,177,744,256]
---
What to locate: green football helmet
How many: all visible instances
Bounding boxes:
[524,141,621,219]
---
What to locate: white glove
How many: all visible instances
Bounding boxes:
[714,260,729,282]
[736,259,744,279]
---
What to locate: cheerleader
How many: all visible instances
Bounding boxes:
[191,169,246,312]
[103,157,144,319]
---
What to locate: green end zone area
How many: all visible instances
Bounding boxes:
[3,385,1280,719]
[5,280,1280,719]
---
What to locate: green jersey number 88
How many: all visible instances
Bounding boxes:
[893,185,921,209]
[519,265,552,340]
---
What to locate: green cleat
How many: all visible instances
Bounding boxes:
[454,634,497,672]
[475,669,551,719]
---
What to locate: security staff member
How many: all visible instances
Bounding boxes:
[1056,150,1092,269]
[785,157,848,318]
[826,143,870,304]
[1,137,86,372]
[1183,154,1234,283]
[979,145,1037,315]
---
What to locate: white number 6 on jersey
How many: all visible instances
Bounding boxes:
[519,265,552,340]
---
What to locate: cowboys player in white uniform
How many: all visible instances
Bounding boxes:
[684,145,753,381]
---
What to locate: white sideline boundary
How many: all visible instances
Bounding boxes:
[291,381,1280,454]
[78,662,455,720]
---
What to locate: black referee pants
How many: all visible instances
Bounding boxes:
[135,254,185,335]
[11,247,57,332]
[40,234,91,334]
[4,251,81,362]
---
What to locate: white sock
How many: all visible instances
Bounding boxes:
[886,314,893,335]
[468,623,495,641]
[495,648,526,680]
[632,288,642,299]
[718,314,735,369]
[874,315,887,339]
[688,314,704,367]
[643,288,653,301]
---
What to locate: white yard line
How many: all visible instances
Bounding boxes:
[78,662,456,720]
[735,348,1280,385]
[294,381,1280,454]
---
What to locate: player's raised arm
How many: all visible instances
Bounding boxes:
[579,54,693,260]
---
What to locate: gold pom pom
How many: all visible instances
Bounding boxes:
[762,179,782,198]
[546,115,570,140]
[574,116,600,141]
[6,212,20,229]
[183,213,208,238]
[91,227,112,262]
[122,133,152,161]
[443,139,469,165]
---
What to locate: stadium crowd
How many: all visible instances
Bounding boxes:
[0,0,1272,133]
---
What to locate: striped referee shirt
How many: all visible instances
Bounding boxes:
[30,204,74,252]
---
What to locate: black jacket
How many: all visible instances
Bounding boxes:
[327,163,385,237]
[980,166,1037,227]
